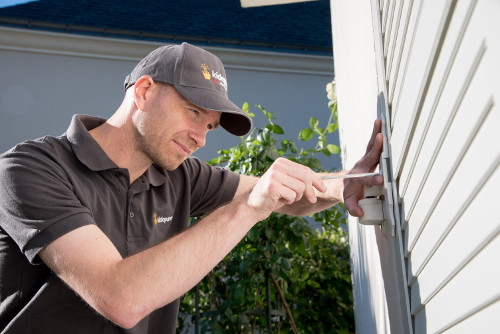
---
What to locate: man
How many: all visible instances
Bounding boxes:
[0,43,383,333]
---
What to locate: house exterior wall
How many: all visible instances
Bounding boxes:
[331,0,500,332]
[330,1,391,333]
[0,26,339,168]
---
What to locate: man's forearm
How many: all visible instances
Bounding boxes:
[41,192,259,329]
[115,192,259,325]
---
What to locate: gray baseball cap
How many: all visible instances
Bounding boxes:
[124,42,253,136]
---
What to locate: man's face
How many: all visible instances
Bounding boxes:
[134,83,221,171]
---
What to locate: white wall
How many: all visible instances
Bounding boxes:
[329,1,392,333]
[0,26,339,169]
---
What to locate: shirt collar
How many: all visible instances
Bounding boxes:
[145,165,168,187]
[66,114,117,172]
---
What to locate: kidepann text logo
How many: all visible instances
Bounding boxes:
[153,213,173,225]
[200,63,227,91]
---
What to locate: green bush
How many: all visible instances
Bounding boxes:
[178,89,354,334]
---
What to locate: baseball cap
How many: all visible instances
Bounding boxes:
[124,42,253,136]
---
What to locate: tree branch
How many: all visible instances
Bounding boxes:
[269,273,298,334]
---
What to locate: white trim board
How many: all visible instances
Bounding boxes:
[0,26,334,76]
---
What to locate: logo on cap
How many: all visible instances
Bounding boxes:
[201,63,228,91]
[201,63,211,80]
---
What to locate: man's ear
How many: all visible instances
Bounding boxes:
[133,75,154,110]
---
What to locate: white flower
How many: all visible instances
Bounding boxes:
[326,80,336,101]
[326,82,333,92]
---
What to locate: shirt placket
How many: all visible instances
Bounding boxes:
[126,175,151,254]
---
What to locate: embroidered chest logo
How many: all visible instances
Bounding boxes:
[153,213,173,225]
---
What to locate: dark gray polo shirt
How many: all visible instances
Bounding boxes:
[0,115,240,334]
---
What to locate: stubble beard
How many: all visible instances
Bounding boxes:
[133,118,186,172]
[140,134,187,172]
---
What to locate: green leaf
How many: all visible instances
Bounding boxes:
[311,158,323,170]
[256,128,271,145]
[242,102,250,112]
[265,227,275,239]
[299,128,314,141]
[247,228,259,241]
[309,117,319,129]
[262,146,279,162]
[233,285,244,302]
[239,260,251,273]
[272,124,285,134]
[307,280,321,288]
[327,123,338,133]
[257,104,274,120]
[281,257,292,271]
[327,144,341,154]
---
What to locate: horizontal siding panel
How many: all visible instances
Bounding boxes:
[398,0,478,207]
[413,233,500,333]
[390,0,453,176]
[388,0,416,112]
[410,163,500,312]
[442,299,500,333]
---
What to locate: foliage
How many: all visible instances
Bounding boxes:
[178,81,354,333]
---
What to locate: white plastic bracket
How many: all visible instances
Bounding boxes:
[357,113,396,237]
[358,185,384,225]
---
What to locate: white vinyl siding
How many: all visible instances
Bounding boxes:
[382,0,500,331]
[332,0,500,332]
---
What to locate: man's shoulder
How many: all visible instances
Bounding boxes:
[3,133,71,156]
[3,134,70,155]
[0,135,74,176]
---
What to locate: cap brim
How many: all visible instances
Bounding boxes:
[174,84,253,136]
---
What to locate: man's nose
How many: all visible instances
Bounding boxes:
[191,127,208,148]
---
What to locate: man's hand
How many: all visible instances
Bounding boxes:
[343,119,384,217]
[246,158,327,221]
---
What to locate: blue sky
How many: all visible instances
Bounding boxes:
[0,0,38,9]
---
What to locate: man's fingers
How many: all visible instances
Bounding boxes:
[342,119,385,218]
[344,194,364,217]
[254,158,326,210]
[343,174,384,218]
[356,133,384,173]
[274,158,326,197]
[358,174,384,187]
[365,119,382,154]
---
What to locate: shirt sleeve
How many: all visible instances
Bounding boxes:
[0,140,94,264]
[182,157,240,218]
